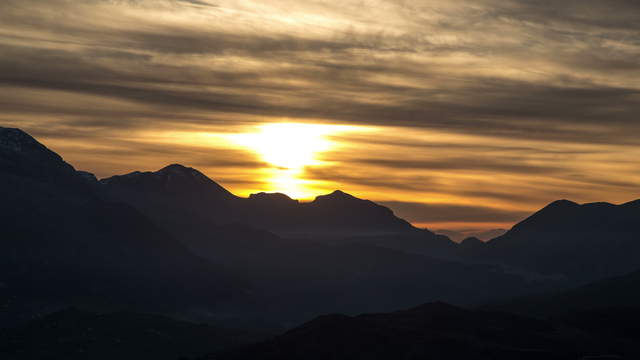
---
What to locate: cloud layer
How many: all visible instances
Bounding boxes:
[1,0,639,230]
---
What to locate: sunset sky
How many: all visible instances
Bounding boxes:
[1,0,639,231]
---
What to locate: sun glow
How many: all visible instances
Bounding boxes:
[227,122,365,198]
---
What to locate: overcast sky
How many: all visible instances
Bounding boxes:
[1,0,639,230]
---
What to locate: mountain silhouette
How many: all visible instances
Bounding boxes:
[4,126,640,357]
[459,236,485,252]
[0,128,247,327]
[102,165,415,238]
[0,127,548,328]
[0,308,265,360]
[102,164,235,199]
[0,127,95,199]
[471,199,640,283]
[205,301,635,360]
[186,223,546,326]
[101,163,459,263]
[488,268,640,317]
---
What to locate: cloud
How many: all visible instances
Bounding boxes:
[1,0,639,226]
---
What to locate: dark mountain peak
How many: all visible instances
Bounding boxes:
[402,301,463,315]
[0,127,59,160]
[623,199,640,209]
[546,199,580,210]
[505,199,581,232]
[156,163,214,183]
[582,201,616,209]
[300,189,414,232]
[248,192,298,204]
[0,127,94,194]
[1,126,64,165]
[157,163,193,174]
[460,236,484,248]
[101,164,234,198]
[312,190,359,203]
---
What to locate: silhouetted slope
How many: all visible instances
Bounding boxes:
[206,302,619,360]
[0,127,94,195]
[102,167,456,260]
[0,128,247,326]
[188,224,554,327]
[245,189,414,235]
[0,127,553,330]
[340,231,458,259]
[102,167,417,238]
[480,199,640,282]
[0,308,265,360]
[302,190,412,230]
[460,236,485,249]
[488,269,640,317]
[0,198,246,326]
[100,164,238,232]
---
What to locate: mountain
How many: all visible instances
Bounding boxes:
[0,308,265,360]
[488,268,640,317]
[481,268,640,356]
[6,125,640,335]
[0,128,247,326]
[1,127,554,330]
[205,302,633,360]
[0,127,94,195]
[460,236,486,251]
[242,189,415,236]
[101,167,416,239]
[100,164,238,235]
[100,164,460,262]
[472,199,640,282]
[186,223,554,327]
[436,229,506,243]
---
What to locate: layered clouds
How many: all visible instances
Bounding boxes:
[1,0,639,230]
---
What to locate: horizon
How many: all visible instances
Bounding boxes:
[6,123,640,239]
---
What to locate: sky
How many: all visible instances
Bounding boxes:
[1,0,639,232]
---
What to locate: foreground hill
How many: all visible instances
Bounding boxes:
[488,268,640,317]
[0,308,265,360]
[206,302,638,360]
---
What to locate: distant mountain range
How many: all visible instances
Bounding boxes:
[436,228,506,243]
[100,163,416,237]
[478,199,640,282]
[0,127,541,328]
[3,125,640,358]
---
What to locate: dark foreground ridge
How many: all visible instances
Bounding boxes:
[0,308,265,360]
[205,302,640,360]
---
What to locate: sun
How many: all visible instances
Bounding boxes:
[230,123,341,170]
[227,122,360,198]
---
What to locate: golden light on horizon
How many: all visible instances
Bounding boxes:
[227,122,370,199]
